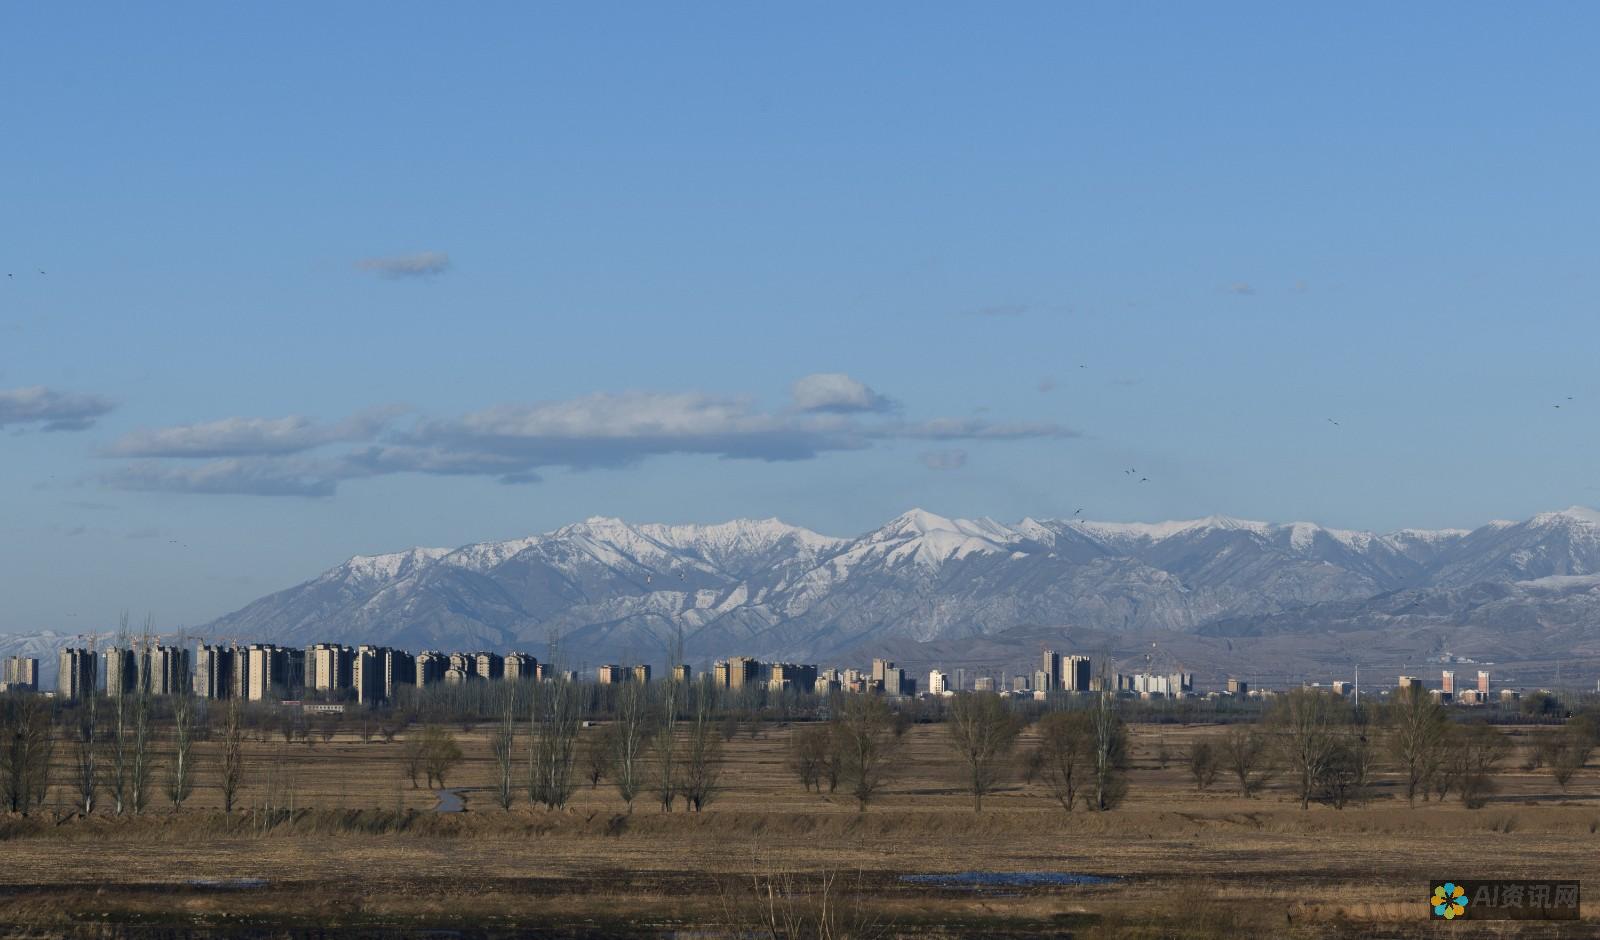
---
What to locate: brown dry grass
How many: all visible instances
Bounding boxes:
[2,721,1598,938]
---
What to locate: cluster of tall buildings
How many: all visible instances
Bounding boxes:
[48,642,547,705]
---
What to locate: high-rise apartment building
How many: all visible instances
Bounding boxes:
[504,653,537,681]
[726,657,760,689]
[1041,649,1060,692]
[193,644,235,699]
[1064,655,1093,692]
[415,651,447,687]
[2,656,39,692]
[474,652,504,681]
[104,647,138,697]
[308,644,354,694]
[355,645,408,705]
[141,645,190,697]
[56,648,96,701]
[928,669,949,695]
[247,644,304,700]
[767,663,816,692]
[1441,670,1455,695]
[1478,670,1491,694]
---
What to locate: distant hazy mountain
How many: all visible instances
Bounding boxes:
[184,506,1600,666]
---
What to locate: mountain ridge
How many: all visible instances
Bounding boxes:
[193,506,1600,664]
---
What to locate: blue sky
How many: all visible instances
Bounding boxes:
[2,3,1597,632]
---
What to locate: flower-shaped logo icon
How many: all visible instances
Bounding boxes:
[1432,883,1469,919]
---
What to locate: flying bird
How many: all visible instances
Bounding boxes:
[1140,477,1150,483]
[1327,418,1340,426]
[1074,508,1083,515]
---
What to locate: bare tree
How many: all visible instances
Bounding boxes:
[491,686,519,810]
[0,695,53,814]
[1452,723,1510,809]
[1087,683,1128,811]
[1269,687,1346,810]
[612,681,651,811]
[832,694,898,811]
[1218,725,1271,797]
[681,680,723,812]
[1386,685,1449,805]
[165,690,196,810]
[1032,710,1091,812]
[1542,726,1593,791]
[217,698,247,813]
[420,725,463,788]
[1189,739,1219,791]
[652,678,682,812]
[945,692,1021,812]
[401,734,425,788]
[788,724,831,792]
[72,690,98,814]
[528,656,583,810]
[582,724,615,789]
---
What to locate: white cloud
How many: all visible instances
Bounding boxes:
[105,458,339,498]
[104,408,398,458]
[0,385,115,431]
[789,373,896,414]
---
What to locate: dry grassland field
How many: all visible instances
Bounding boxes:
[3,719,1599,938]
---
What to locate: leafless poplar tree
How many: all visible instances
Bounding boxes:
[491,685,519,810]
[681,679,723,812]
[652,678,682,812]
[0,694,53,814]
[1087,677,1128,811]
[527,632,582,810]
[217,698,247,813]
[165,690,196,810]
[72,686,98,814]
[611,680,651,811]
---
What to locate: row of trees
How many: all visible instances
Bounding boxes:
[775,686,1597,815]
[6,679,1596,818]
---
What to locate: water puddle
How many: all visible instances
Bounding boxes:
[184,878,269,890]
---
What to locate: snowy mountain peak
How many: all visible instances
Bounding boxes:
[1533,506,1600,527]
[336,547,449,583]
[885,508,961,536]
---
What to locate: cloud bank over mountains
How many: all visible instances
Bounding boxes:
[95,374,1073,496]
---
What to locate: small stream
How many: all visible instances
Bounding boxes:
[433,788,466,813]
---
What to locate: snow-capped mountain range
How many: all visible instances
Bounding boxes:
[186,506,1600,665]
